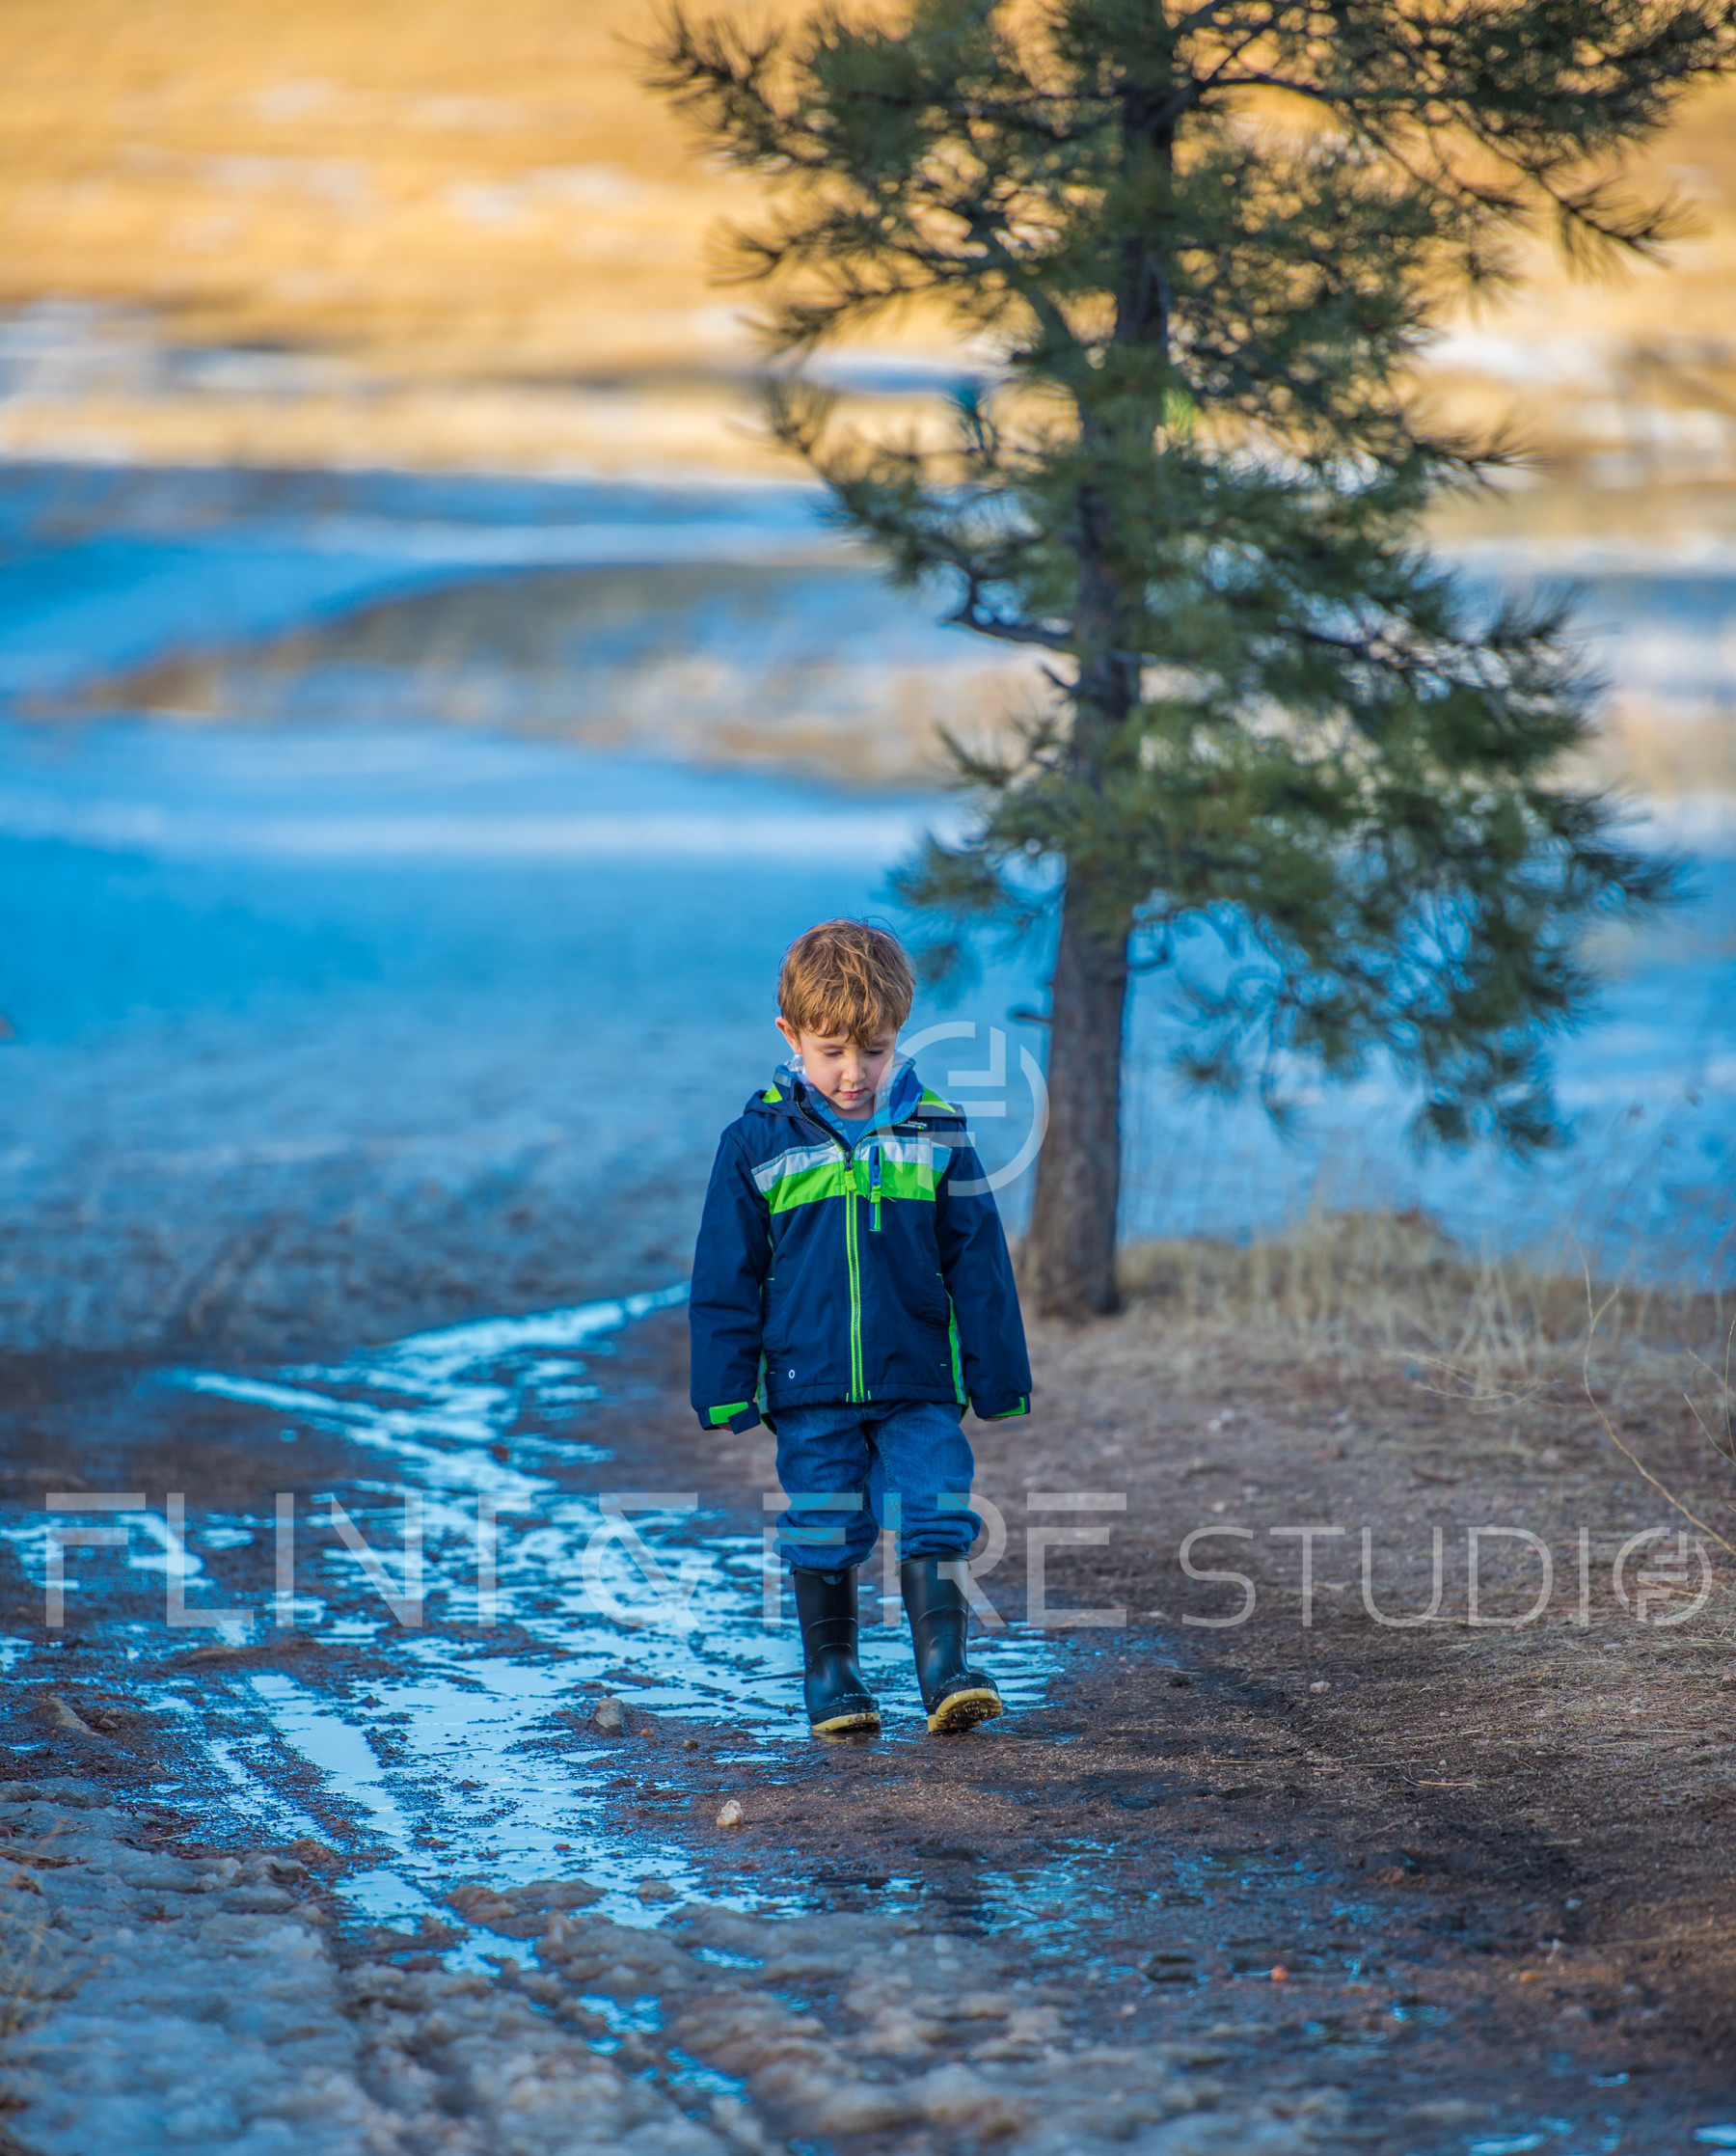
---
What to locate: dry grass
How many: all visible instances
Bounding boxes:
[1119,1208,1732,1428]
[1587,704,1736,803]
[1121,1207,1724,1350]
[0,0,816,473]
[0,0,775,371]
[1113,1210,1736,1569]
[0,1896,87,2086]
[0,0,1731,474]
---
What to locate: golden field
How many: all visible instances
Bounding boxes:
[0,0,1733,477]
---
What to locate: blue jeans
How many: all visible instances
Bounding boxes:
[773,1400,980,1571]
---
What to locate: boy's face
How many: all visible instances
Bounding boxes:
[774,1018,897,1120]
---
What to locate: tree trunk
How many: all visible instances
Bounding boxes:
[1024,876,1128,1320]
[1024,90,1172,1322]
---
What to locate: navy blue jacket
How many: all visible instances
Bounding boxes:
[690,1059,1032,1433]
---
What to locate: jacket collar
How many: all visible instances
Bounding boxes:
[750,1053,946,1134]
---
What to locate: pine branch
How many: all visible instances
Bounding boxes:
[943,592,1076,650]
[649,0,1717,1177]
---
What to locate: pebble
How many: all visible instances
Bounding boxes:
[593,1696,630,1734]
[40,1693,98,1734]
[717,1798,746,1830]
[1309,1680,1332,1694]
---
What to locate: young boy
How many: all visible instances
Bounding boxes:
[690,918,1032,1736]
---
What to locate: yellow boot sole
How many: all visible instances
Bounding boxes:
[926,1687,1002,1735]
[811,1707,882,1736]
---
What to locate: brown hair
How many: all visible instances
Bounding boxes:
[778,919,915,1043]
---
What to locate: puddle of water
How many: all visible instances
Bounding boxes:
[0,1503,229,1610]
[173,1281,686,1496]
[246,1672,421,1854]
[342,1867,444,1930]
[201,1734,328,1843]
[0,1287,1062,1969]
[69,1293,1066,1941]
[663,2047,749,2100]
[223,1531,1054,1928]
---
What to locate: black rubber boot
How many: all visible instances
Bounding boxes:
[900,1558,1002,1734]
[790,1567,881,1736]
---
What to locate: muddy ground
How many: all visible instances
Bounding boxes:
[3,1296,1735,2152]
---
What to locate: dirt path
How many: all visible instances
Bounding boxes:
[2,1297,1734,2151]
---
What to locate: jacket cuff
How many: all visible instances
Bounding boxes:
[972,1393,1030,1422]
[698,1401,762,1435]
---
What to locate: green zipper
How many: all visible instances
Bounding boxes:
[800,1101,871,1404]
[845,1153,866,1401]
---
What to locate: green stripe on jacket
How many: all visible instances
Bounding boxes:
[763,1156,939,1214]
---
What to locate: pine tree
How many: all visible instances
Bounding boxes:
[650,0,1733,1319]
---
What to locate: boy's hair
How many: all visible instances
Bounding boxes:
[778,919,915,1042]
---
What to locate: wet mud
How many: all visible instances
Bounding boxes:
[3,1299,1735,2150]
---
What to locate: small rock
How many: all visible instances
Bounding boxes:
[1269,1965,1288,1981]
[636,1876,677,1903]
[39,1694,98,1735]
[716,1798,746,1830]
[285,1837,343,1869]
[1309,1679,1332,1694]
[0,1780,105,1810]
[223,1886,298,1914]
[593,1697,631,1735]
[682,1737,700,1751]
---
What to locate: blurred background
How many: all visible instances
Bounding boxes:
[2,0,1732,1354]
